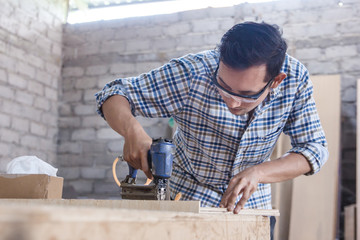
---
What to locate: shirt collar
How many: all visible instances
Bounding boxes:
[269,85,282,101]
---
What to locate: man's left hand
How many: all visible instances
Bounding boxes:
[219,166,260,214]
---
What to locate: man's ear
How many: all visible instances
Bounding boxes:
[271,72,287,88]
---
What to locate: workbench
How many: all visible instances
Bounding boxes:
[0,199,279,240]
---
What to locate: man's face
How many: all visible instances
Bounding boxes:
[215,62,272,116]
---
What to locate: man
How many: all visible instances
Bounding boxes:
[95,22,328,214]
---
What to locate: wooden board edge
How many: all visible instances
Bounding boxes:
[0,199,201,213]
[200,207,280,216]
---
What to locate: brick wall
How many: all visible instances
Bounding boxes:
[60,0,360,201]
[0,0,66,170]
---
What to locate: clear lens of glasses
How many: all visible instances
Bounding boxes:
[218,88,257,103]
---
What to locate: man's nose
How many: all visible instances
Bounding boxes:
[226,97,242,108]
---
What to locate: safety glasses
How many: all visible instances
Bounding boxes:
[213,65,274,103]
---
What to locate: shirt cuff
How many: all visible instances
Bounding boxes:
[288,142,329,175]
[94,81,131,119]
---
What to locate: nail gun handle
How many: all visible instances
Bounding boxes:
[127,164,138,179]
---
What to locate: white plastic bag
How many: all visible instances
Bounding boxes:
[6,156,58,176]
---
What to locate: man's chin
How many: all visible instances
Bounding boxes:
[229,108,248,116]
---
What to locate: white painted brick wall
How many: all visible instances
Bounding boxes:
[320,7,357,22]
[341,57,360,72]
[82,116,107,128]
[62,90,82,102]
[1,129,20,144]
[8,73,27,89]
[86,65,109,76]
[0,0,64,172]
[70,180,93,194]
[0,68,7,82]
[28,81,44,95]
[107,140,125,153]
[0,113,11,128]
[36,70,53,86]
[96,128,123,140]
[83,89,98,102]
[16,90,35,105]
[325,45,357,59]
[34,97,51,111]
[58,142,83,154]
[75,77,98,89]
[11,118,29,132]
[100,40,126,54]
[74,104,96,115]
[59,117,82,128]
[126,39,152,53]
[72,129,96,141]
[45,87,58,101]
[58,167,80,180]
[135,61,163,73]
[63,67,84,77]
[163,22,191,36]
[16,62,36,79]
[0,85,15,99]
[152,38,177,51]
[30,122,47,136]
[110,62,137,74]
[81,167,107,179]
[192,19,220,33]
[78,42,100,56]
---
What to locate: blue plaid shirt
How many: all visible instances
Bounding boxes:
[95,50,328,209]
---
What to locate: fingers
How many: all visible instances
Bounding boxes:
[219,176,239,207]
[226,180,247,212]
[123,147,141,170]
[220,177,257,214]
[234,188,252,214]
[140,149,153,179]
[220,178,241,209]
[123,135,153,178]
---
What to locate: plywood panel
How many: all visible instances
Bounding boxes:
[0,203,272,240]
[289,75,341,240]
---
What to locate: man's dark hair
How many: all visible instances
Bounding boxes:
[218,22,287,82]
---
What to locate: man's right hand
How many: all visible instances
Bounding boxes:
[122,124,153,179]
[102,95,153,179]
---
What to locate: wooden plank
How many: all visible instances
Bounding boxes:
[289,75,341,240]
[0,199,200,213]
[0,203,271,240]
[0,199,279,217]
[200,207,280,216]
[344,204,356,240]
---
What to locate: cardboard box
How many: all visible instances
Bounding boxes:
[0,174,63,199]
